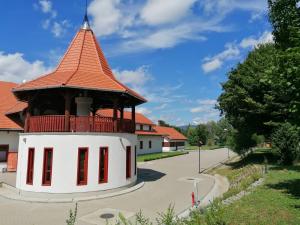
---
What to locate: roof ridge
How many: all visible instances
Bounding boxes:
[64,30,87,85]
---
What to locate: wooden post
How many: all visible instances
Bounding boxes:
[64,92,71,132]
[24,97,32,132]
[120,106,124,132]
[113,99,118,132]
[131,105,135,133]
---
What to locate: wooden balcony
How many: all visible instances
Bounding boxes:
[26,115,135,133]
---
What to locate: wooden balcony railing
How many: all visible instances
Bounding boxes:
[26,115,135,133]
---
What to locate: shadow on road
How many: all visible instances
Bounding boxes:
[137,168,166,183]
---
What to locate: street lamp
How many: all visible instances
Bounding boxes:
[198,141,203,174]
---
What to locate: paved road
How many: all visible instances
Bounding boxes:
[0,148,235,225]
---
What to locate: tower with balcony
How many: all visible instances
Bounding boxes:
[12,16,146,193]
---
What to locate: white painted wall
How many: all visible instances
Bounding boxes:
[137,135,163,155]
[0,131,20,172]
[162,137,186,152]
[16,133,137,193]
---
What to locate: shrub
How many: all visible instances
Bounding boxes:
[271,123,300,165]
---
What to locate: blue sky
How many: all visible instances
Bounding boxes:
[0,0,273,126]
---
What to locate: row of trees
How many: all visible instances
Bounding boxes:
[217,0,300,164]
[185,118,234,147]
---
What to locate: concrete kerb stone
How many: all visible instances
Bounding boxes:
[0,181,145,203]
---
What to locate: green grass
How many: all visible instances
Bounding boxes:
[212,148,300,225]
[185,145,222,151]
[137,151,188,162]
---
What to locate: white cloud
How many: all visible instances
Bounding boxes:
[120,23,207,53]
[140,0,197,25]
[240,31,274,49]
[0,52,50,83]
[202,59,223,73]
[202,43,240,73]
[51,20,70,38]
[38,0,57,18]
[35,0,69,38]
[113,66,153,87]
[88,0,122,37]
[190,98,218,113]
[136,107,152,115]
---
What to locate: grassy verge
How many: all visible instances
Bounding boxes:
[185,145,222,151]
[137,151,188,162]
[211,148,300,225]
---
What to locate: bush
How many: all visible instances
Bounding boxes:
[271,123,300,165]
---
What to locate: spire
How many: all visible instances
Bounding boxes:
[82,0,90,30]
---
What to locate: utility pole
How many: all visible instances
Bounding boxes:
[198,141,203,174]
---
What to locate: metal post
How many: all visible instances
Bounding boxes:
[198,145,201,173]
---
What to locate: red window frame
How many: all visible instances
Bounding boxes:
[42,148,53,186]
[99,147,109,184]
[26,148,35,185]
[77,148,88,185]
[0,145,9,163]
[126,146,131,179]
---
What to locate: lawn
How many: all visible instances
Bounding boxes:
[137,151,188,162]
[185,145,222,151]
[212,149,300,225]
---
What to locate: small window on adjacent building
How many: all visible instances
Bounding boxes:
[99,147,108,184]
[149,141,152,149]
[140,124,144,131]
[140,141,143,149]
[0,145,9,163]
[77,148,88,185]
[26,148,35,185]
[42,148,53,186]
[126,146,131,179]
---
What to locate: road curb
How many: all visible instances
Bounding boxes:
[0,181,145,203]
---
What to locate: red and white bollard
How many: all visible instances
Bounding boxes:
[192,192,195,206]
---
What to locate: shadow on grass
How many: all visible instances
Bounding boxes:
[225,148,278,169]
[137,168,166,183]
[267,178,300,199]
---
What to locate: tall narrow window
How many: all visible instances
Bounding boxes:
[42,148,53,186]
[26,148,35,185]
[140,141,143,150]
[126,146,131,179]
[149,141,152,149]
[99,147,108,184]
[134,146,137,175]
[77,148,88,185]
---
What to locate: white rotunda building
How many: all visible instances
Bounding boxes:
[12,15,146,193]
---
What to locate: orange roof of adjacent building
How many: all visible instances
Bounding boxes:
[0,81,25,130]
[97,109,154,125]
[154,126,187,140]
[13,27,146,102]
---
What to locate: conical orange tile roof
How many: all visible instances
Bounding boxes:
[14,28,146,102]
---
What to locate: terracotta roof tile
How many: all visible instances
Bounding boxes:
[0,81,24,130]
[97,109,154,125]
[14,29,146,102]
[135,130,162,136]
[154,126,187,140]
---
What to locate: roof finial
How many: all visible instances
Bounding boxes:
[82,0,90,30]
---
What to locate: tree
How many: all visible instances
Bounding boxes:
[196,124,209,145]
[272,122,300,165]
[218,44,278,152]
[187,127,199,146]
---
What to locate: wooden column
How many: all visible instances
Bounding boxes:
[113,99,118,132]
[64,92,71,132]
[120,106,124,132]
[131,105,136,133]
[24,100,32,132]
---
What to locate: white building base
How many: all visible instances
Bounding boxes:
[16,133,137,194]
